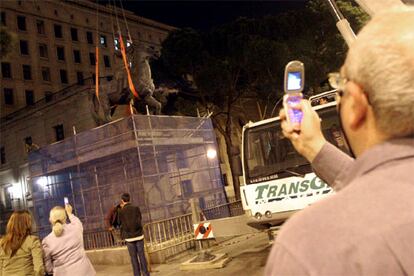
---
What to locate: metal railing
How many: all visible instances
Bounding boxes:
[83,212,195,255]
[83,201,244,255]
[83,229,125,250]
[143,213,195,254]
[202,200,244,220]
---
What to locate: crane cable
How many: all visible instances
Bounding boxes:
[113,0,139,100]
[119,0,133,43]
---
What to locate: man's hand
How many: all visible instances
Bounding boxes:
[108,226,114,231]
[279,100,327,162]
[65,204,73,216]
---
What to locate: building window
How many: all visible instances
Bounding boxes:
[54,10,58,16]
[89,52,96,66]
[0,146,5,164]
[73,50,81,63]
[92,73,96,84]
[4,88,14,105]
[1,62,12,78]
[36,20,45,34]
[45,91,53,102]
[41,67,50,82]
[24,136,33,153]
[76,72,84,85]
[17,15,26,31]
[4,186,12,209]
[25,90,34,105]
[20,40,29,55]
[24,136,32,145]
[86,31,93,44]
[39,43,48,58]
[103,55,111,68]
[100,35,107,47]
[177,151,188,169]
[54,24,63,38]
[57,46,65,61]
[114,38,120,51]
[70,28,78,41]
[181,180,193,197]
[60,69,68,84]
[1,12,6,26]
[54,124,64,141]
[22,65,32,80]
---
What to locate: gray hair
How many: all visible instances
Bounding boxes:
[344,7,414,138]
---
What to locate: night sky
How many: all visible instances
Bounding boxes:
[108,1,307,30]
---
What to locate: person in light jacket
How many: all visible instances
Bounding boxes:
[42,204,95,276]
[0,210,44,276]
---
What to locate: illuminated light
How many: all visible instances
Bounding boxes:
[7,184,22,199]
[206,149,217,159]
[36,176,48,188]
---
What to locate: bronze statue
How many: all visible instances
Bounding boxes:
[90,44,177,125]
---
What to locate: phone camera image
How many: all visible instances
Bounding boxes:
[287,72,302,91]
[64,197,69,205]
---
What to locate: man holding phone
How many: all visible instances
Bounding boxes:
[266,7,414,275]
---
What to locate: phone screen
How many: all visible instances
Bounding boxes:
[64,197,69,205]
[287,71,302,91]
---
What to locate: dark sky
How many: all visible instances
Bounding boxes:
[112,1,307,31]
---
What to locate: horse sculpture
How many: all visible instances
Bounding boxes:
[89,44,177,126]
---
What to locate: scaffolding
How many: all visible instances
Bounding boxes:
[28,115,226,238]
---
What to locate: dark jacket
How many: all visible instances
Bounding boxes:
[105,204,121,229]
[119,203,143,239]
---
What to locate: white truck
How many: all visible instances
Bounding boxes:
[240,91,350,230]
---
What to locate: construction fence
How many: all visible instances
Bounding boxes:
[28,115,228,239]
[83,200,244,262]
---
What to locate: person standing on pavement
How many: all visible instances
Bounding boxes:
[105,201,122,244]
[42,204,96,276]
[265,6,414,276]
[119,193,150,276]
[0,210,44,276]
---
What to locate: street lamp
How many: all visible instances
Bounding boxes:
[206,149,217,159]
[36,176,48,189]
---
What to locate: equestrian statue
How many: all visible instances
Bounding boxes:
[90,44,177,126]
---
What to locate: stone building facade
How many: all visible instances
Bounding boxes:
[0,0,175,232]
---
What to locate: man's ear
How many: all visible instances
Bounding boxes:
[347,82,369,130]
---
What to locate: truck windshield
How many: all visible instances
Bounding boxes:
[244,105,349,184]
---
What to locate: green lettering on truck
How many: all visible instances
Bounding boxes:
[299,180,310,192]
[310,177,325,189]
[267,185,278,198]
[289,181,300,194]
[255,184,269,200]
[278,184,287,196]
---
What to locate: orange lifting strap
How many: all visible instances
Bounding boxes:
[95,46,100,101]
[119,33,139,99]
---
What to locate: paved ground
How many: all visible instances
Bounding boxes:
[95,232,271,276]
